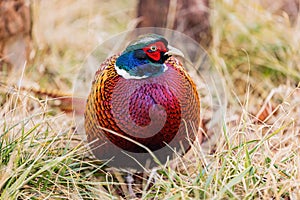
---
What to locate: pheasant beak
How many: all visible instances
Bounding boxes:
[165,45,184,58]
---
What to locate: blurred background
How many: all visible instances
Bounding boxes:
[1,0,299,97]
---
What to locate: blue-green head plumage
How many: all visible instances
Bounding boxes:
[115,34,183,79]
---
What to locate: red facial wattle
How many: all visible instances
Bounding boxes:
[142,41,167,61]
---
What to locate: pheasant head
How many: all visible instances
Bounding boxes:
[115,34,184,79]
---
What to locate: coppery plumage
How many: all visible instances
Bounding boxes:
[84,34,200,169]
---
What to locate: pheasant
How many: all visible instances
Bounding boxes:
[84,34,200,169]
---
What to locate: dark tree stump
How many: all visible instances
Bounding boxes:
[136,0,211,48]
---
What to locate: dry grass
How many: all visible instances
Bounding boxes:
[0,0,300,199]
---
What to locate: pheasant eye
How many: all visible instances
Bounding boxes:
[150,46,157,51]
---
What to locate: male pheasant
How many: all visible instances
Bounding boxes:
[84,34,200,169]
